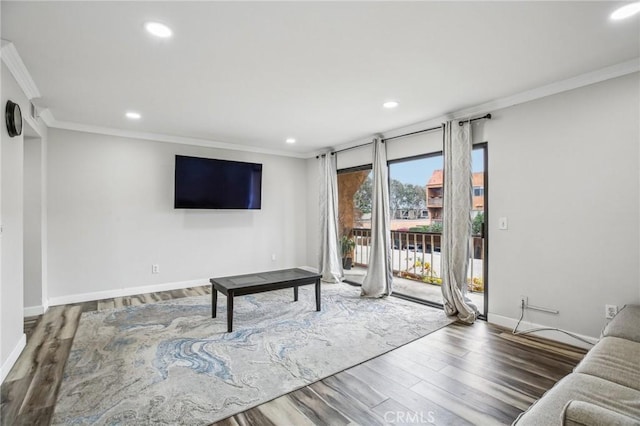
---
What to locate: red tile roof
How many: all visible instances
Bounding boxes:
[426,169,484,187]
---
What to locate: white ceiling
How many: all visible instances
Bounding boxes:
[2,1,639,155]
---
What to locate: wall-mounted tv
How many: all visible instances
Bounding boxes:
[174,155,262,209]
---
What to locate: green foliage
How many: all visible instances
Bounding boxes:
[355,176,427,218]
[408,226,429,232]
[340,235,356,257]
[408,223,442,233]
[472,212,484,235]
[389,179,426,217]
[428,222,443,233]
[354,176,372,214]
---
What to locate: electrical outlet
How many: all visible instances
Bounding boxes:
[519,295,528,308]
[605,304,618,319]
[271,253,276,261]
[152,264,160,274]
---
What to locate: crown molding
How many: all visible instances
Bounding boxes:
[1,42,307,159]
[330,58,640,154]
[447,57,640,122]
[0,42,41,100]
[47,119,309,159]
[39,108,55,127]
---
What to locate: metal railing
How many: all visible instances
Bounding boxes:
[350,227,484,291]
[427,197,443,207]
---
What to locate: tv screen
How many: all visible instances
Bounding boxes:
[174,155,262,209]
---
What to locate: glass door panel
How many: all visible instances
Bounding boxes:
[388,154,444,305]
[337,168,372,284]
[388,147,487,316]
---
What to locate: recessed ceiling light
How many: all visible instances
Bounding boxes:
[611,2,640,20]
[126,111,141,120]
[286,138,296,144]
[383,101,399,109]
[145,22,173,38]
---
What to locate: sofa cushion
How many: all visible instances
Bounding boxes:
[513,373,640,425]
[602,304,640,343]
[562,400,640,426]
[574,336,640,391]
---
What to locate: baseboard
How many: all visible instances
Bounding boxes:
[488,313,598,350]
[48,279,209,307]
[1,333,26,384]
[23,305,46,317]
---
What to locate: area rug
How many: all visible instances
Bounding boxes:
[52,282,453,425]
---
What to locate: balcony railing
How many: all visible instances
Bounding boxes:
[427,197,443,207]
[350,227,484,292]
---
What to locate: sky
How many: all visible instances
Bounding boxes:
[389,148,484,186]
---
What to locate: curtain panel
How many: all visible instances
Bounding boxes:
[361,138,393,297]
[318,153,343,283]
[441,121,478,323]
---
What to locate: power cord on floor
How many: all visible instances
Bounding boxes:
[512,299,594,346]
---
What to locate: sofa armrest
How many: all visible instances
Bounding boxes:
[602,304,640,343]
[562,400,640,426]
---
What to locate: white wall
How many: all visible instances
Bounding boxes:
[385,129,443,162]
[486,72,639,340]
[47,129,308,302]
[24,135,46,312]
[306,72,640,341]
[334,130,444,170]
[306,158,321,271]
[1,62,26,379]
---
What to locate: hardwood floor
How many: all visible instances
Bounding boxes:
[1,287,587,425]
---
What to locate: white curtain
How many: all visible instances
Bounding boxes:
[318,153,343,283]
[361,138,393,297]
[441,121,478,323]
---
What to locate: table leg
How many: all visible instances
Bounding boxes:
[227,291,234,333]
[212,288,217,318]
[315,279,321,311]
[294,286,299,301]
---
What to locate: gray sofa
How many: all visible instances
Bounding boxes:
[514,304,640,426]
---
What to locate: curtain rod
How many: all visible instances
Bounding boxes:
[330,141,377,156]
[383,113,492,141]
[458,113,492,126]
[316,113,491,158]
[382,125,442,142]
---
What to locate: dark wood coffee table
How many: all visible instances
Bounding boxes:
[210,268,322,332]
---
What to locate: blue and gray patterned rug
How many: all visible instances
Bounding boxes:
[52,282,453,425]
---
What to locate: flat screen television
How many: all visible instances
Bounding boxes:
[174,155,262,209]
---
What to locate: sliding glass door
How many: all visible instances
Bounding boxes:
[471,144,488,317]
[337,167,372,284]
[337,145,488,317]
[388,153,445,305]
[387,146,487,316]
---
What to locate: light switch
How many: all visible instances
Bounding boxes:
[499,217,508,230]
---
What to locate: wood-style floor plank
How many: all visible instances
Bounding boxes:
[251,394,316,426]
[440,326,580,373]
[347,362,475,426]
[399,338,555,399]
[437,364,535,411]
[371,397,419,425]
[231,408,276,426]
[308,380,386,425]
[1,285,587,426]
[323,371,388,408]
[285,387,351,426]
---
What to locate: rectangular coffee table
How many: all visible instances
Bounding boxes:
[210,268,322,332]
